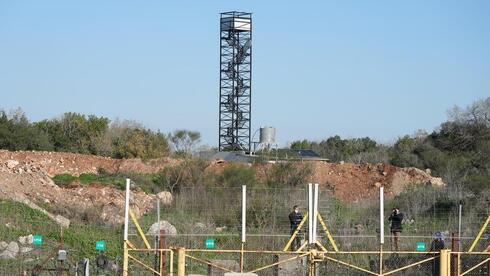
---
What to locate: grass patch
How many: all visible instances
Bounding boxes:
[0,199,122,262]
[51,173,77,186]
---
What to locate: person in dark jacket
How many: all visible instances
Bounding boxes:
[430,231,445,276]
[288,205,303,251]
[388,207,404,251]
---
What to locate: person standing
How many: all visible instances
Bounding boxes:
[388,207,404,251]
[289,205,303,251]
[430,231,445,276]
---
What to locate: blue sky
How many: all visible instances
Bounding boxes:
[1,1,489,146]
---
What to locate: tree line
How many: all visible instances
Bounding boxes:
[1,98,487,193]
[290,98,490,194]
[0,109,201,159]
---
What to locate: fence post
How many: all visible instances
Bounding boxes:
[308,251,316,276]
[379,187,384,276]
[160,230,166,276]
[177,247,185,276]
[308,183,313,245]
[451,233,460,276]
[169,250,174,276]
[122,179,131,276]
[123,242,129,276]
[440,249,451,276]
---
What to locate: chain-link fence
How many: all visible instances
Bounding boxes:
[457,252,490,276]
[124,185,488,275]
[1,184,488,275]
[0,198,122,275]
[142,186,488,252]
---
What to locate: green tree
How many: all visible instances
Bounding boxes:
[290,139,312,150]
[35,112,109,154]
[390,135,423,168]
[169,129,201,156]
[0,109,52,151]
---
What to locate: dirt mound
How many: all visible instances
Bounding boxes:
[307,162,443,203]
[0,150,445,222]
[204,159,444,203]
[0,150,180,176]
[0,158,162,225]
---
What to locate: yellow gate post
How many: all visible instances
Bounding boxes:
[123,242,129,276]
[308,251,316,276]
[177,247,186,276]
[440,249,451,276]
[283,213,308,251]
[468,215,490,252]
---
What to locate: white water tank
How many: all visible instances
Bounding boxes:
[221,17,251,31]
[259,127,276,144]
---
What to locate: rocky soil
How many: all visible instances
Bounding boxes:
[0,150,180,176]
[308,162,444,203]
[0,150,445,226]
[0,235,33,260]
[0,151,174,226]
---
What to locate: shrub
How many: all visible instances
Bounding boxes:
[216,164,257,187]
[153,158,208,193]
[112,128,169,159]
[265,162,312,187]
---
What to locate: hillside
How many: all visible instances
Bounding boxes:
[0,150,445,227]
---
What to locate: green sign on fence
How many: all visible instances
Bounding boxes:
[33,235,43,246]
[416,242,426,251]
[205,239,215,249]
[96,240,106,251]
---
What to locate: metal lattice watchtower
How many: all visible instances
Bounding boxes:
[219,11,252,152]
